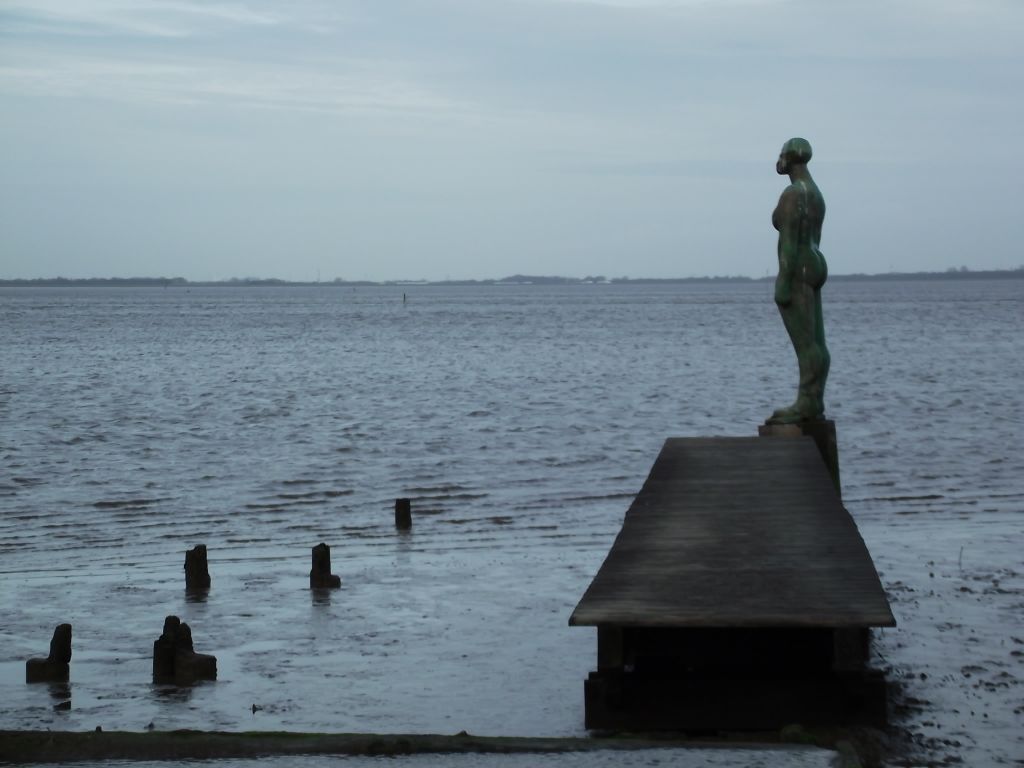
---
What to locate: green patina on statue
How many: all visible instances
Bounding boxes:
[766,137,831,425]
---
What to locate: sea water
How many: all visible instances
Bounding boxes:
[1,280,1021,763]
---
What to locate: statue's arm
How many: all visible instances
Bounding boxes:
[774,187,802,307]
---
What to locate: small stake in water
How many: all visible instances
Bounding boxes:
[395,498,412,530]
[184,544,211,591]
[26,624,72,683]
[310,542,342,588]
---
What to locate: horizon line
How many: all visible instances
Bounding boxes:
[2,267,1023,287]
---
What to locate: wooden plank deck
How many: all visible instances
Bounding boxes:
[570,437,895,629]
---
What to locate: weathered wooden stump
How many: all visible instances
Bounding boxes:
[394,498,412,530]
[184,544,211,590]
[310,542,341,588]
[153,615,217,685]
[174,623,218,684]
[153,615,180,682]
[26,624,72,683]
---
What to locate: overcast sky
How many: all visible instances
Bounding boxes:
[2,0,1022,281]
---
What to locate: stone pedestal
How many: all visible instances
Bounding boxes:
[26,624,72,683]
[759,418,841,495]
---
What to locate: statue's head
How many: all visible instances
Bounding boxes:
[776,137,812,174]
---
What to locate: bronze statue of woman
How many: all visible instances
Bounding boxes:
[766,137,830,424]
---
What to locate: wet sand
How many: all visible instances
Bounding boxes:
[2,281,1022,766]
[3,458,1020,767]
[859,510,1024,764]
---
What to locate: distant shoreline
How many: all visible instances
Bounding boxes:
[1,269,1021,288]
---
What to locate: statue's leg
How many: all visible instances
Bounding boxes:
[811,290,830,414]
[771,283,823,422]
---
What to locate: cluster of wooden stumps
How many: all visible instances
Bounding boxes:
[187,497,414,593]
[571,422,895,731]
[185,541,349,592]
[26,499,417,687]
[25,617,217,686]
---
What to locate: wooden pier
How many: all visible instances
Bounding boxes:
[570,435,895,731]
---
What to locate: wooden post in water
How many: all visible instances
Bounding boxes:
[184,544,211,591]
[153,616,179,683]
[310,542,341,588]
[395,498,412,530]
[26,624,72,683]
[153,615,217,685]
[174,622,218,684]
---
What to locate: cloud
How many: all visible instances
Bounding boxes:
[543,0,776,6]
[0,2,467,117]
[0,48,462,118]
[0,0,282,38]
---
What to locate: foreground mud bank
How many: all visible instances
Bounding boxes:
[0,729,865,765]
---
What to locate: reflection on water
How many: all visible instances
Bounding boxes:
[185,589,210,604]
[46,681,72,702]
[309,588,333,607]
[151,683,195,704]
